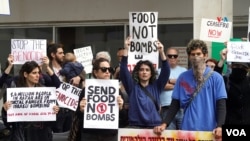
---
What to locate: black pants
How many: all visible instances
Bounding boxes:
[52,108,74,133]
[25,126,52,141]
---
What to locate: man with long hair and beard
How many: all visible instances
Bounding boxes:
[153,39,227,141]
[47,43,83,133]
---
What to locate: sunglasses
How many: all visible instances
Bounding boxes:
[167,54,178,59]
[99,67,113,73]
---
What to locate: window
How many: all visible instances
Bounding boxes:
[56,26,124,67]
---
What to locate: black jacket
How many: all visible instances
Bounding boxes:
[224,76,250,124]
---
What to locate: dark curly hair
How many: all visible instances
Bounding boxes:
[47,43,64,61]
[132,60,157,84]
[186,39,208,55]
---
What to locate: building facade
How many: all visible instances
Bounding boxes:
[0,0,249,71]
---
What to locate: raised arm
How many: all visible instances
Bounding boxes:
[4,54,14,74]
[41,56,61,88]
[156,40,170,90]
[0,54,14,87]
[157,40,167,61]
[123,36,130,56]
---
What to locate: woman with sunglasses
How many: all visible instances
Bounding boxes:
[68,57,124,141]
[119,37,170,128]
[1,55,61,141]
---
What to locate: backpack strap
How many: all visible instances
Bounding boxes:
[139,84,160,112]
[184,70,213,112]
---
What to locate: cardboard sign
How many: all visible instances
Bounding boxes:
[0,0,10,15]
[248,7,250,42]
[200,18,232,43]
[128,12,158,72]
[56,82,81,111]
[84,79,119,129]
[73,46,93,74]
[11,39,47,64]
[7,87,57,122]
[226,42,250,62]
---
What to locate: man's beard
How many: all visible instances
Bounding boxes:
[190,57,206,87]
[55,56,64,65]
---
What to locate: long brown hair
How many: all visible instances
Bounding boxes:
[16,61,42,87]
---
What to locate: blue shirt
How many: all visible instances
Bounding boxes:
[172,67,227,131]
[158,66,187,106]
[120,56,170,127]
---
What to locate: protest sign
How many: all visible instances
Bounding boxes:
[128,12,158,72]
[226,42,250,62]
[84,79,119,129]
[7,87,57,122]
[0,0,10,15]
[11,39,47,64]
[118,128,214,141]
[56,82,81,111]
[248,7,250,42]
[200,18,232,43]
[73,46,93,74]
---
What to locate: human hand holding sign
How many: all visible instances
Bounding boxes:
[213,127,222,141]
[123,36,131,57]
[153,123,167,135]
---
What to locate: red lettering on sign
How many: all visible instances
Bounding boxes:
[57,93,78,109]
[12,51,43,62]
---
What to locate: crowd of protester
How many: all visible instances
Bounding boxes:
[0,37,249,141]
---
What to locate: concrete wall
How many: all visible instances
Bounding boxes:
[0,0,192,24]
[0,0,249,25]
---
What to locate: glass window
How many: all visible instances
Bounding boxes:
[158,24,193,47]
[233,26,248,39]
[0,24,248,75]
[56,26,124,68]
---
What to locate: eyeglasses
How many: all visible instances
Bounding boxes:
[99,67,113,73]
[167,54,178,59]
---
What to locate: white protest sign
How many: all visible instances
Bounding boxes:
[11,39,47,64]
[248,7,250,42]
[200,18,232,43]
[173,47,188,69]
[73,46,93,74]
[7,87,57,122]
[129,12,158,72]
[0,0,10,15]
[226,42,250,62]
[56,82,81,111]
[84,79,119,129]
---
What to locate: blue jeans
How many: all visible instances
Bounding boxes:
[160,107,183,130]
